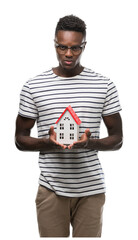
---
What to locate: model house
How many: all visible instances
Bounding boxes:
[55,105,81,145]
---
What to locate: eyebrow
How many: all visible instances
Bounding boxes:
[55,42,82,47]
[59,44,80,47]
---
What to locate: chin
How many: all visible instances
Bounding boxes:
[63,62,77,70]
[64,66,74,70]
[61,65,73,71]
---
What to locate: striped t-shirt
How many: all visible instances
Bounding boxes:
[19,67,122,197]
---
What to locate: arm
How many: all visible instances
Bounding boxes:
[68,113,123,151]
[87,113,123,151]
[15,115,66,151]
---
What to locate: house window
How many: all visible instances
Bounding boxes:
[70,124,74,130]
[60,123,64,130]
[60,133,64,139]
[70,133,74,140]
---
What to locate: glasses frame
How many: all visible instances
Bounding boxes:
[54,40,86,55]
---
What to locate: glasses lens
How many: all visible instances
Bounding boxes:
[57,46,81,55]
[58,45,68,51]
[55,42,85,55]
[71,46,81,53]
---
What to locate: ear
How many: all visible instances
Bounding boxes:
[83,41,87,51]
[84,41,87,47]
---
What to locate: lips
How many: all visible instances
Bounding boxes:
[64,60,73,65]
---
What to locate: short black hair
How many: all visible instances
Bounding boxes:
[55,15,86,38]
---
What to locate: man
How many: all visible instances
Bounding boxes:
[15,15,123,237]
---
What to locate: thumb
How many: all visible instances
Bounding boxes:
[85,128,91,138]
[49,126,54,135]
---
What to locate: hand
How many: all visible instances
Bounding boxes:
[68,129,91,150]
[48,126,67,150]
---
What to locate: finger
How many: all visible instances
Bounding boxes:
[56,140,65,148]
[85,128,91,138]
[53,140,67,149]
[68,143,74,149]
[68,140,78,149]
[57,144,67,149]
[68,141,84,149]
[60,144,67,149]
[49,126,54,135]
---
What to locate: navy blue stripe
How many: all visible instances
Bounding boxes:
[36,96,105,104]
[38,110,102,119]
[20,107,37,116]
[40,163,100,170]
[38,107,103,116]
[38,132,99,139]
[33,91,106,100]
[39,181,105,194]
[30,82,108,90]
[18,112,37,119]
[107,85,116,93]
[37,119,100,129]
[39,178,105,194]
[38,125,99,134]
[37,122,54,127]
[20,103,37,111]
[23,85,29,90]
[108,81,113,87]
[49,182,104,190]
[38,129,100,136]
[104,95,119,104]
[38,102,104,112]
[41,168,102,175]
[40,149,95,155]
[106,90,117,98]
[37,122,100,133]
[32,86,107,95]
[20,93,33,101]
[53,187,105,194]
[38,131,100,138]
[20,98,36,107]
[28,75,58,83]
[39,155,99,162]
[34,72,55,78]
[44,177,103,185]
[22,89,30,94]
[37,114,102,123]
[102,109,122,116]
[29,76,108,85]
[40,172,103,180]
[103,104,121,112]
[104,100,119,108]
[37,102,104,111]
[80,74,108,79]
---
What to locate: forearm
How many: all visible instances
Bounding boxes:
[87,135,123,151]
[15,135,49,151]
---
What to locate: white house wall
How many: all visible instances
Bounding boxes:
[56,110,79,145]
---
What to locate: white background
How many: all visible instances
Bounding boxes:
[0,0,138,239]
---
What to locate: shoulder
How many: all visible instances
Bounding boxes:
[83,67,110,81]
[27,68,54,85]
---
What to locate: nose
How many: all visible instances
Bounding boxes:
[65,48,73,57]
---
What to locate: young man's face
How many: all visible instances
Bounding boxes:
[55,30,86,71]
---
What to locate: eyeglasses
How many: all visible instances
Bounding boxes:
[54,41,86,55]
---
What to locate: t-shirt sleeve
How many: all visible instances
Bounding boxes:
[18,81,38,119]
[102,80,122,116]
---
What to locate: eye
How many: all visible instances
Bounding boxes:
[59,45,67,51]
[71,46,81,51]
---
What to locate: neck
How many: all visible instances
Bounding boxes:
[53,64,84,77]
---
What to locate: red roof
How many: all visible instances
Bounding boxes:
[55,105,81,125]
